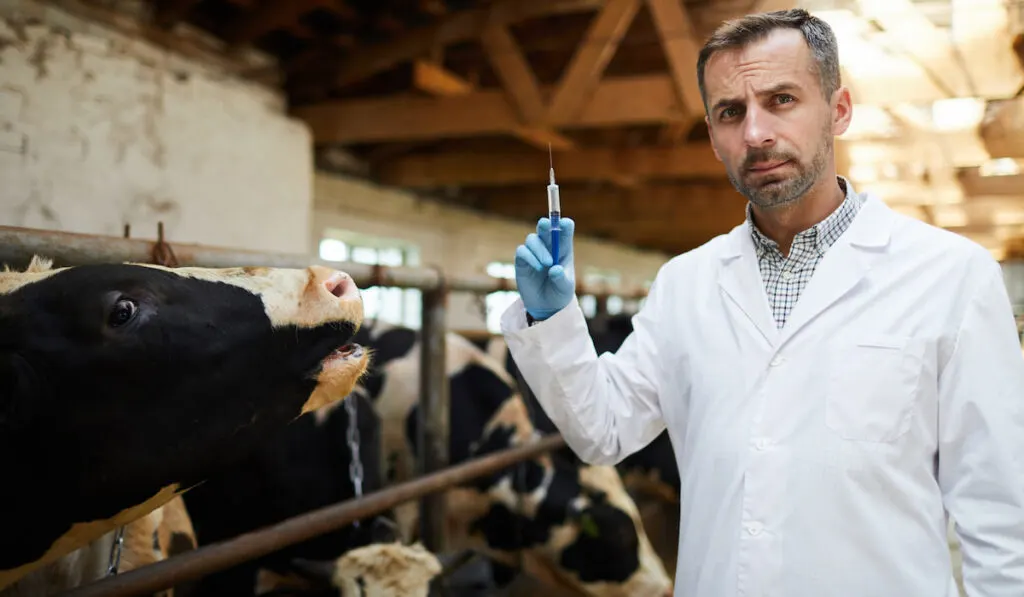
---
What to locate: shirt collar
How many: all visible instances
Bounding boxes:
[746,176,862,259]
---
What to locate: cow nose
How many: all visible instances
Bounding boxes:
[311,266,359,301]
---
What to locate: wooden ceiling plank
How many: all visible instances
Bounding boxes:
[224,0,335,46]
[645,0,704,120]
[413,60,475,95]
[372,144,724,187]
[480,24,547,126]
[957,167,1024,197]
[330,0,605,88]
[292,74,683,144]
[546,0,643,124]
[152,0,203,28]
[858,0,974,97]
[979,97,1024,160]
[475,183,748,251]
[410,60,573,150]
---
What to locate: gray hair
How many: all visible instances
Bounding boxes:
[696,8,841,112]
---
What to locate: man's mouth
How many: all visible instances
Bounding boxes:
[747,160,790,173]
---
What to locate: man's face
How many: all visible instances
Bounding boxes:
[703,28,850,210]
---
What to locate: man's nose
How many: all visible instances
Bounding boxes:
[742,106,776,148]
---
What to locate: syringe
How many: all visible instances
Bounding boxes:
[547,143,561,268]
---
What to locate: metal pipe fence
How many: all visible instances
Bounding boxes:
[58,435,566,597]
[0,225,650,298]
[0,224,646,595]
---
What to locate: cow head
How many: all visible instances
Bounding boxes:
[358,324,672,597]
[0,256,369,588]
[281,542,442,597]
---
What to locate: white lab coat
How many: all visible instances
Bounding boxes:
[501,194,1024,597]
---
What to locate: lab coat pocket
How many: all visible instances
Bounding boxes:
[825,334,924,443]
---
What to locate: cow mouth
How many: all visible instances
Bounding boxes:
[324,343,364,364]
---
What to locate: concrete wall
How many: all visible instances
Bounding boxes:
[0,0,312,254]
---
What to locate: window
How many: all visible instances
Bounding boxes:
[318,230,422,329]
[485,261,519,334]
[580,267,622,318]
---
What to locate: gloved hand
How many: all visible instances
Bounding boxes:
[514,217,575,321]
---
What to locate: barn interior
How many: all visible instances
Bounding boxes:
[2,0,1023,595]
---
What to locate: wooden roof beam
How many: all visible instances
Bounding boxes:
[979,97,1024,160]
[957,167,1024,197]
[546,0,642,124]
[477,24,561,142]
[152,0,203,28]
[858,0,974,97]
[329,0,606,88]
[292,74,686,144]
[223,0,356,47]
[645,0,704,120]
[411,60,574,151]
[477,181,744,213]
[475,183,748,250]
[372,145,724,187]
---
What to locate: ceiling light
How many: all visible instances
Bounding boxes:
[848,164,878,182]
[978,157,1021,177]
[842,104,899,139]
[931,97,986,131]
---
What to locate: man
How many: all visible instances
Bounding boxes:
[502,8,1024,597]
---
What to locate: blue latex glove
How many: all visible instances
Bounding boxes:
[515,217,576,321]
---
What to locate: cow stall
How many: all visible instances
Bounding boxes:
[0,224,652,597]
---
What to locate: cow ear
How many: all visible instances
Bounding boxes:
[0,352,41,430]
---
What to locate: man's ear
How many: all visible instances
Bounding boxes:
[0,352,40,431]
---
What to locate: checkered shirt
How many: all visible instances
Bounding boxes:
[747,176,865,328]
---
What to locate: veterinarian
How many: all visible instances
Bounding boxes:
[502,8,1024,597]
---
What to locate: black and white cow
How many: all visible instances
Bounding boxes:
[0,256,370,592]
[484,314,680,505]
[354,321,674,597]
[177,385,396,596]
[482,313,682,578]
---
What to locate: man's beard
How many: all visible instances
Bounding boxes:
[725,131,831,210]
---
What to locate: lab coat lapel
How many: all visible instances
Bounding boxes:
[717,224,780,347]
[776,195,894,346]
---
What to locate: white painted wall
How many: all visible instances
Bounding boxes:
[0,0,312,254]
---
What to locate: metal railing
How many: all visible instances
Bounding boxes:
[0,224,646,596]
[58,435,566,597]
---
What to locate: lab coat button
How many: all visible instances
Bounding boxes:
[769,356,785,367]
[753,438,770,450]
[746,522,764,536]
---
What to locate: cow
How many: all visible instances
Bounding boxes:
[178,386,398,596]
[0,255,370,591]
[353,320,674,597]
[2,496,198,597]
[252,542,443,597]
[480,315,680,503]
[477,313,682,578]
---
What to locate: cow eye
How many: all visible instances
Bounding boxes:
[108,298,137,327]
